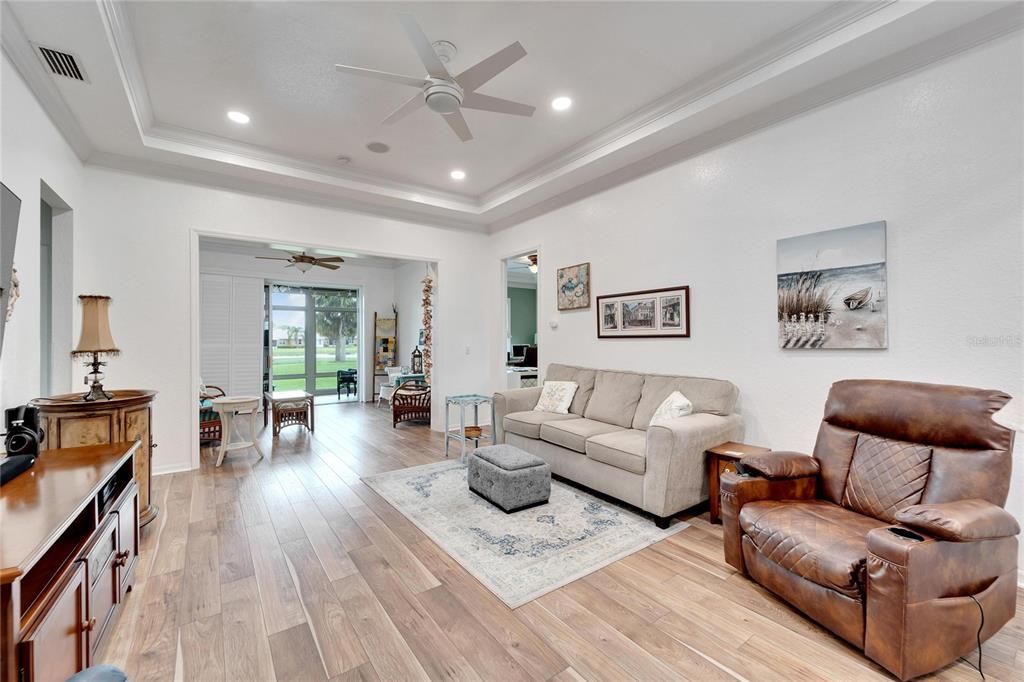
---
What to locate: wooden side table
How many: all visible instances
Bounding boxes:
[706,441,771,524]
[265,390,315,436]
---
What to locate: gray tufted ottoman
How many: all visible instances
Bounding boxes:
[468,444,551,513]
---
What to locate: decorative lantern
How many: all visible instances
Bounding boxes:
[411,346,423,374]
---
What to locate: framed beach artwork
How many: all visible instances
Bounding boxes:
[777,221,887,349]
[597,286,690,338]
[557,262,591,310]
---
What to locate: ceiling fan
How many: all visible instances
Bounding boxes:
[513,253,539,274]
[334,14,535,142]
[255,251,344,273]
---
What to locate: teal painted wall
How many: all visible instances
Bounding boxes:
[507,286,537,346]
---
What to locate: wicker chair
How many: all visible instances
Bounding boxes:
[391,379,431,428]
[199,384,226,443]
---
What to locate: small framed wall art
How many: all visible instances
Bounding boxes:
[597,286,690,338]
[556,262,591,310]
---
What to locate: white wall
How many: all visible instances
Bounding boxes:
[0,54,84,408]
[76,167,489,473]
[489,35,1024,569]
[199,249,404,400]
[395,260,431,372]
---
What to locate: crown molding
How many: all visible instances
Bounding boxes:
[1,2,93,159]
[85,151,488,233]
[20,0,1021,231]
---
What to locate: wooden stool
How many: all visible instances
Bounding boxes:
[212,396,265,467]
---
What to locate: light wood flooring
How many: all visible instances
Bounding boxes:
[99,402,1024,681]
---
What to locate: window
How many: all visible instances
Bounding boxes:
[270,284,360,398]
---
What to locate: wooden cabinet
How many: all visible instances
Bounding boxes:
[17,562,88,682]
[33,390,159,526]
[1,443,140,682]
[114,487,139,596]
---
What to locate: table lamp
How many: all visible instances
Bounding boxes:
[71,294,119,401]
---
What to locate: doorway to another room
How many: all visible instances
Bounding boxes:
[505,252,539,389]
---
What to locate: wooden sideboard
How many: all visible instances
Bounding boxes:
[32,390,158,526]
[1,442,140,682]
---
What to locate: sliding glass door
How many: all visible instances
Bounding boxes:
[270,285,360,399]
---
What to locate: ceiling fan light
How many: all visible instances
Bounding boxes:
[426,91,461,114]
[528,264,538,274]
[295,261,313,273]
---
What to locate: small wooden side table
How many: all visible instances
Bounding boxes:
[265,390,315,436]
[706,441,771,524]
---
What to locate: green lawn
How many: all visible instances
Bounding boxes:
[271,344,357,392]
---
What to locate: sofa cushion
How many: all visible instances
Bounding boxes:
[633,375,738,429]
[739,500,888,600]
[546,364,597,416]
[584,371,645,428]
[503,411,580,439]
[586,430,647,474]
[539,418,624,453]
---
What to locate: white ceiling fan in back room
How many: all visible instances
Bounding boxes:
[334,14,535,142]
[255,250,344,273]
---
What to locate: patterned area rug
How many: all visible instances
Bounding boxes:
[362,460,687,608]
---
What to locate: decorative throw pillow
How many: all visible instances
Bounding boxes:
[534,381,579,414]
[650,390,694,425]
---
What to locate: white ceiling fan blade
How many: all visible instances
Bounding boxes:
[335,64,429,88]
[397,14,450,80]
[461,92,535,117]
[443,110,473,142]
[455,42,527,92]
[383,91,426,125]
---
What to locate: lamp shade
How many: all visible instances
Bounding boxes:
[73,295,119,356]
[993,397,1024,433]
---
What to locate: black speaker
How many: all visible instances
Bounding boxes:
[4,405,44,456]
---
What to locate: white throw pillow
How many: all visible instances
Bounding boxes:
[534,381,579,414]
[650,390,694,425]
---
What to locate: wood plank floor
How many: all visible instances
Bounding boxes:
[99,403,1024,681]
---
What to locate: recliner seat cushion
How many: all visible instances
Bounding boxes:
[586,429,647,474]
[503,411,580,439]
[539,418,624,453]
[584,371,645,428]
[739,500,888,600]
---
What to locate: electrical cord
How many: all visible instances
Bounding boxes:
[957,594,985,680]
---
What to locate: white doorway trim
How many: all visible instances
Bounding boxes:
[498,244,542,393]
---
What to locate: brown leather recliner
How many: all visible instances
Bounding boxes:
[721,379,1018,680]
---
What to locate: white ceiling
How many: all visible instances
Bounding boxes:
[4,1,1021,230]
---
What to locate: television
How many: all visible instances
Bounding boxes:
[0,183,21,355]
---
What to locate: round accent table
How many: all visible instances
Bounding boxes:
[212,396,266,467]
[32,389,160,526]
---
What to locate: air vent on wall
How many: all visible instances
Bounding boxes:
[37,46,86,82]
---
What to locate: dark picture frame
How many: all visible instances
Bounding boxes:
[597,286,690,338]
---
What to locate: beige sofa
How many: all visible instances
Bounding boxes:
[493,363,743,526]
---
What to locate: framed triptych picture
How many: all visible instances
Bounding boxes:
[597,286,690,338]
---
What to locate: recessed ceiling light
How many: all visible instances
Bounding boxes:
[227,110,250,124]
[366,142,390,153]
[450,169,466,180]
[551,96,572,112]
[336,155,351,165]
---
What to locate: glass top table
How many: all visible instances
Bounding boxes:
[444,394,495,459]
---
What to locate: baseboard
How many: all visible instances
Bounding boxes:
[152,461,195,476]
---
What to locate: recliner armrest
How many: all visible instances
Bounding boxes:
[895,499,1020,542]
[737,451,819,479]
